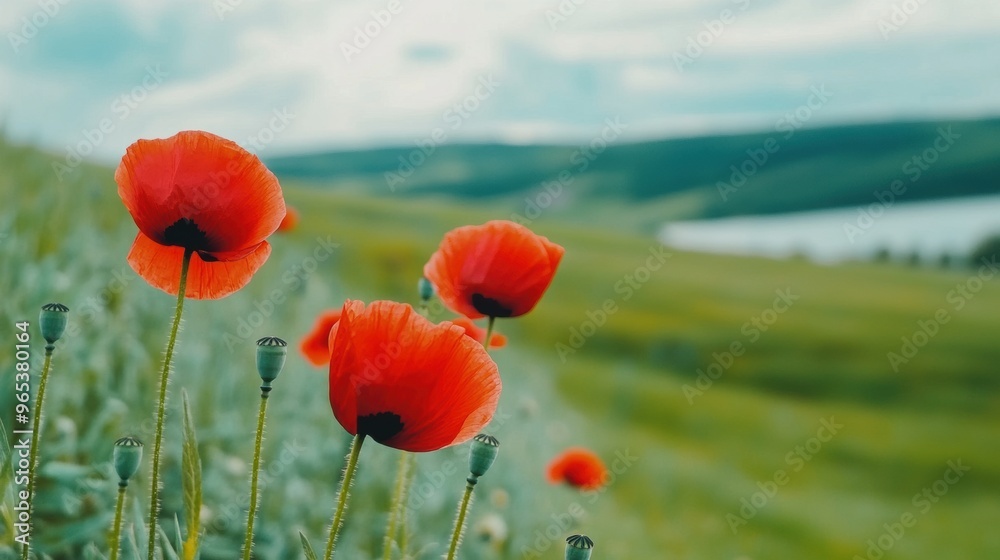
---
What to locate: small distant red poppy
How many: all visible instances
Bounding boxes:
[546,448,608,490]
[277,206,299,232]
[328,300,501,452]
[449,317,507,349]
[424,220,564,319]
[300,308,342,366]
[115,130,285,299]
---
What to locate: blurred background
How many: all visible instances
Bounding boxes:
[2,0,999,558]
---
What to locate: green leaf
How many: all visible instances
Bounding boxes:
[159,524,180,560]
[174,514,184,552]
[82,541,109,560]
[0,417,13,495]
[0,416,14,541]
[181,389,203,560]
[300,532,319,560]
[126,502,145,558]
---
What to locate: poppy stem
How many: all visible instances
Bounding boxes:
[241,390,270,560]
[400,463,415,555]
[146,248,192,560]
[381,452,412,560]
[325,433,366,560]
[483,315,496,349]
[19,345,54,560]
[109,482,128,560]
[445,478,477,560]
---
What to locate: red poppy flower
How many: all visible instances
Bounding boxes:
[328,300,501,452]
[300,308,342,366]
[115,130,285,299]
[449,317,507,349]
[277,206,299,232]
[423,220,564,319]
[546,448,608,490]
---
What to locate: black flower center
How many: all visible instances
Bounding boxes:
[472,293,513,317]
[163,217,210,251]
[357,411,404,443]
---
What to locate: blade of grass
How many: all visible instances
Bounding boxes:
[181,389,202,560]
[300,532,319,560]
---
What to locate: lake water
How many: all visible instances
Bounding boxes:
[659,194,1000,264]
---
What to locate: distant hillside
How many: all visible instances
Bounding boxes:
[267,118,1000,226]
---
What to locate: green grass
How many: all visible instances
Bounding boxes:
[1,137,998,559]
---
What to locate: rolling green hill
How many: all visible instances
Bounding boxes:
[267,118,1000,231]
[2,137,999,559]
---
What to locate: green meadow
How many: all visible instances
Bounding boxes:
[1,136,998,559]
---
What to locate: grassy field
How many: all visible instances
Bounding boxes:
[1,137,998,559]
[266,117,1000,231]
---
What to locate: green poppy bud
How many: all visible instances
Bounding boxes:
[39,303,69,345]
[469,434,500,478]
[565,535,594,560]
[418,277,434,301]
[113,436,144,484]
[256,336,287,387]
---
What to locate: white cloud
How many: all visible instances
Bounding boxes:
[2,0,999,160]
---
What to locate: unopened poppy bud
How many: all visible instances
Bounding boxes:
[418,277,434,301]
[113,436,143,484]
[565,534,594,560]
[256,336,287,386]
[469,434,500,478]
[39,303,69,344]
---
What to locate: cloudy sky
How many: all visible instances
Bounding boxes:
[2,0,998,163]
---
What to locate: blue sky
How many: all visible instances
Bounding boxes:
[2,0,999,164]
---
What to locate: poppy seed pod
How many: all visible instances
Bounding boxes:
[113,436,144,484]
[565,535,594,560]
[418,277,434,301]
[39,303,69,344]
[256,336,287,385]
[469,434,500,478]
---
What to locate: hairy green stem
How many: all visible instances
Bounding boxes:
[146,248,192,560]
[20,346,53,560]
[242,392,270,560]
[445,480,476,560]
[109,483,128,560]
[325,434,366,560]
[381,452,411,560]
[400,462,416,557]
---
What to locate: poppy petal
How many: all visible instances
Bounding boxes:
[546,448,608,490]
[424,220,564,318]
[378,322,500,450]
[116,130,285,253]
[449,317,507,348]
[127,232,271,300]
[277,206,299,232]
[328,300,501,452]
[300,309,343,367]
